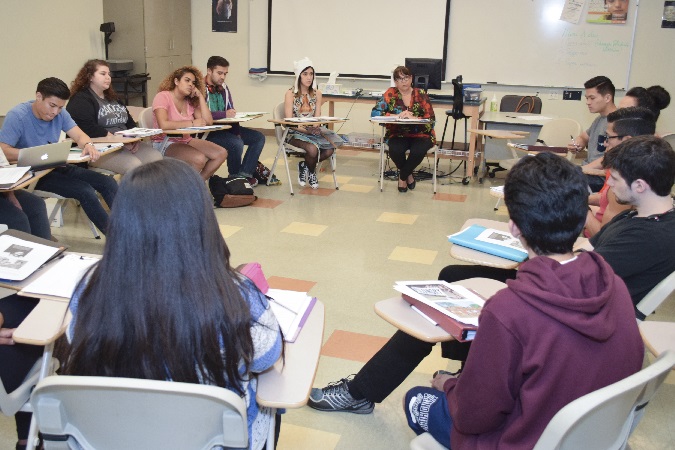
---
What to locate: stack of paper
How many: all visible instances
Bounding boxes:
[115,128,163,138]
[0,167,32,190]
[68,143,125,162]
[394,280,485,327]
[175,125,223,131]
[234,112,266,118]
[20,254,99,300]
[0,233,62,281]
[266,289,316,342]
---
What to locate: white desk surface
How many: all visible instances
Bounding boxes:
[374,278,507,343]
[0,252,100,293]
[257,300,325,409]
[480,112,554,127]
[91,136,142,144]
[639,321,675,358]
[0,169,52,192]
[12,299,71,346]
[450,218,521,270]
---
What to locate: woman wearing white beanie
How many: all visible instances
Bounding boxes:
[283,57,342,189]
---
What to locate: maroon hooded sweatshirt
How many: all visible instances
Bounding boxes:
[444,252,644,449]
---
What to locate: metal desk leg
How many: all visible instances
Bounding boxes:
[379,125,385,192]
[268,128,294,195]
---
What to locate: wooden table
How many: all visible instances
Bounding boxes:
[256,300,324,449]
[267,118,347,195]
[450,218,521,269]
[639,321,675,358]
[374,278,506,343]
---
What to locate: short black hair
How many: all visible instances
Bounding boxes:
[207,56,229,70]
[36,77,70,100]
[602,135,675,197]
[584,75,615,100]
[607,107,656,137]
[504,153,588,256]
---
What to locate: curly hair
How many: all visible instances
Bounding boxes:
[70,59,117,101]
[157,66,205,107]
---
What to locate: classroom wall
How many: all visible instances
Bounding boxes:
[1,1,670,135]
[0,0,105,116]
[192,1,674,136]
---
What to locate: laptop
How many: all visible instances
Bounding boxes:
[17,141,72,170]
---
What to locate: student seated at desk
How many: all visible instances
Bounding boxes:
[568,76,617,192]
[0,299,43,450]
[311,153,644,448]
[151,66,227,180]
[309,138,675,429]
[371,66,435,193]
[284,57,343,190]
[67,59,163,175]
[61,159,282,450]
[0,77,118,235]
[584,107,655,237]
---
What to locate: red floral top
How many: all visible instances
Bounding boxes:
[371,87,436,143]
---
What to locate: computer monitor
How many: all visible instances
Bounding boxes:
[404,58,443,90]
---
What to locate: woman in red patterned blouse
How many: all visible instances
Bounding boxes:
[372,66,435,192]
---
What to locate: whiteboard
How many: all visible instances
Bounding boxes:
[446,0,638,88]
[263,0,449,77]
[250,0,638,88]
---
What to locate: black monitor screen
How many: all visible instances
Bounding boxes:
[404,58,443,91]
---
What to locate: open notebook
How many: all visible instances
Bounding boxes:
[266,289,316,343]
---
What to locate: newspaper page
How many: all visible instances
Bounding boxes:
[394,280,485,326]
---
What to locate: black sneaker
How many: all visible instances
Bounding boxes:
[307,376,374,414]
[298,161,307,187]
[307,170,319,189]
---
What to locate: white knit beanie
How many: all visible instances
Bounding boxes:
[293,56,316,93]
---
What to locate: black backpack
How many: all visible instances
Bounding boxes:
[208,175,256,208]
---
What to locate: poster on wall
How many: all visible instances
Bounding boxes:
[663,1,675,28]
[213,0,238,32]
[587,0,629,24]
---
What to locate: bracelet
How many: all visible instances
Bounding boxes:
[85,142,94,149]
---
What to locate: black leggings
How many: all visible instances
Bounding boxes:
[0,295,43,440]
[387,137,433,181]
[349,265,517,403]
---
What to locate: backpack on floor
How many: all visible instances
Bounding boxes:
[254,161,281,185]
[209,175,256,208]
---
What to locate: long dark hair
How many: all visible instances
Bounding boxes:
[63,159,255,394]
[70,59,118,101]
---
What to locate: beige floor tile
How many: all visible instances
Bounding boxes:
[281,221,328,237]
[319,174,352,184]
[218,224,242,238]
[277,423,341,450]
[389,246,438,265]
[377,212,419,225]
[339,184,375,193]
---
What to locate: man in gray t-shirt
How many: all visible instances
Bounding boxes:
[568,76,617,192]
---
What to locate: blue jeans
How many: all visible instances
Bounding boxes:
[206,127,265,178]
[0,190,51,239]
[35,165,118,235]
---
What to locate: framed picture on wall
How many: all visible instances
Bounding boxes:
[587,0,629,24]
[213,0,238,32]
[663,1,675,28]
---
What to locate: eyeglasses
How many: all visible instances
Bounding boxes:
[395,75,411,82]
[602,134,627,142]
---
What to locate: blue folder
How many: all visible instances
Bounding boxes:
[449,225,528,262]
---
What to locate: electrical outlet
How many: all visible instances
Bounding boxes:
[563,90,582,101]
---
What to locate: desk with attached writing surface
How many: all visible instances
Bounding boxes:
[374,278,506,343]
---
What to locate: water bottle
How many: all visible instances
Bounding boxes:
[490,94,498,112]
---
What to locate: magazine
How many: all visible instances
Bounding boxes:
[394,280,485,326]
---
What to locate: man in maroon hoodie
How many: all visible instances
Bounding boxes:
[402,152,644,448]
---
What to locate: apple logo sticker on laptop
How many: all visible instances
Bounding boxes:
[40,153,49,160]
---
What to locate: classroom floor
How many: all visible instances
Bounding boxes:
[1,138,674,449]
